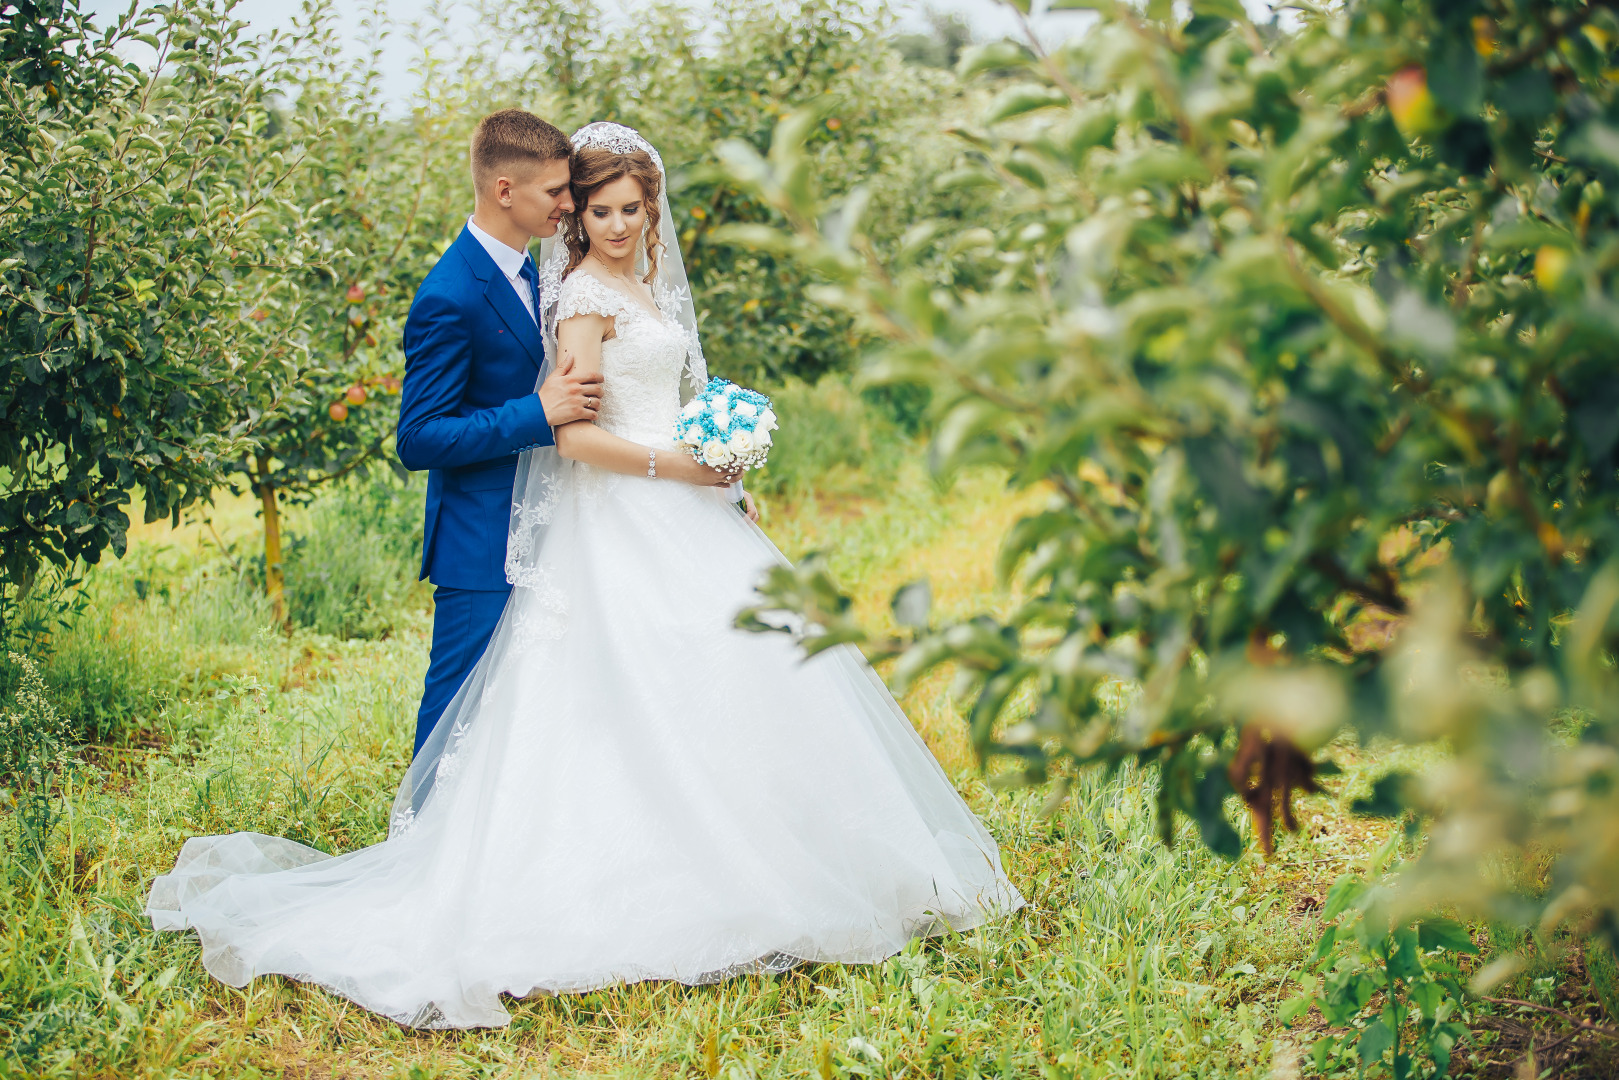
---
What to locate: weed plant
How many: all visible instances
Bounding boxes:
[0,654,74,860]
[278,472,430,640]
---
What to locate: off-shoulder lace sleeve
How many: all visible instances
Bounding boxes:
[556,273,631,323]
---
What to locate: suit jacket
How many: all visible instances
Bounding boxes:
[398,226,552,590]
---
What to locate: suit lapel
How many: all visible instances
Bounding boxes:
[484,276,544,369]
[453,227,544,370]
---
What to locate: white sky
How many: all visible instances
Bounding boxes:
[81,0,1100,111]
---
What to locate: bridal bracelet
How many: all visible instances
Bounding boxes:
[647,449,657,478]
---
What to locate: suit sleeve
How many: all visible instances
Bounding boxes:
[396,289,554,472]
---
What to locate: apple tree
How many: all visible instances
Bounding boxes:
[727,0,1619,983]
[230,2,469,621]
[0,0,318,604]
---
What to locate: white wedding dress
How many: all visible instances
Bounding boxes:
[146,270,1024,1029]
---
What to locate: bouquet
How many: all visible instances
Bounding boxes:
[673,378,777,472]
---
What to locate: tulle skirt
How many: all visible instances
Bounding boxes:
[146,465,1024,1029]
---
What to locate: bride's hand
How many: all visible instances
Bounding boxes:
[664,453,738,488]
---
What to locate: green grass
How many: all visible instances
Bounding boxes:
[2,392,1591,1078]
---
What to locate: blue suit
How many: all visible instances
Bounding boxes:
[398,226,552,755]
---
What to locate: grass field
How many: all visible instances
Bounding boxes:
[0,411,1610,1078]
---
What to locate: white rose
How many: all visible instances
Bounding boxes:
[682,425,703,446]
[732,401,757,418]
[713,409,731,432]
[755,427,773,449]
[757,408,777,431]
[700,439,730,465]
[682,399,703,418]
[729,429,755,454]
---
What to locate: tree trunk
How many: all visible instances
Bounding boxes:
[255,455,285,626]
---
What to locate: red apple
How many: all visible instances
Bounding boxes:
[1386,66,1443,138]
[328,402,349,421]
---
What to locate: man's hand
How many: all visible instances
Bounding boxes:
[538,352,603,426]
[739,489,760,523]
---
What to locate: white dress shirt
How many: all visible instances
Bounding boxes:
[466,215,538,325]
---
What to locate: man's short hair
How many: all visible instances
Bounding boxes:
[469,110,571,192]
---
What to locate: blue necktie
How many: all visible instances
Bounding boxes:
[518,257,541,326]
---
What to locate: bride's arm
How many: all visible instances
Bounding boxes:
[553,313,735,486]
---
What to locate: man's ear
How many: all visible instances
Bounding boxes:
[493,175,513,207]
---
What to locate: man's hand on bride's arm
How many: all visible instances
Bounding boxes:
[537,352,603,426]
[740,490,759,523]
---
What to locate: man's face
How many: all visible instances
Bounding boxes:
[503,157,573,240]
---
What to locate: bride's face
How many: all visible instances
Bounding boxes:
[583,175,648,263]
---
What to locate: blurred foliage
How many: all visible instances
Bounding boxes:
[744,378,911,498]
[725,0,1619,963]
[0,1,319,597]
[895,10,977,70]
[482,0,987,386]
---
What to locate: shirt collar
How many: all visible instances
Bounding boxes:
[466,214,531,280]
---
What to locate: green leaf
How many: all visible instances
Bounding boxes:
[891,579,932,629]
[984,84,1070,125]
[1193,767,1242,859]
[1351,772,1412,818]
[1428,37,1482,115]
[957,41,1034,78]
[1568,121,1619,174]
[1108,147,1211,190]
[1279,992,1312,1026]
[1312,1035,1338,1073]
[1191,0,1247,21]
[1416,917,1478,955]
[932,167,1001,192]
[1388,927,1424,980]
[1309,924,1340,969]
[1357,1019,1394,1068]
[1428,1027,1458,1076]
[1003,153,1048,189]
[1495,68,1557,123]
[1485,218,1571,252]
[1409,976,1443,1020]
[1322,875,1365,921]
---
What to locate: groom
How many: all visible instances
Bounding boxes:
[397,109,601,757]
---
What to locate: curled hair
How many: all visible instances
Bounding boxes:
[560,146,664,283]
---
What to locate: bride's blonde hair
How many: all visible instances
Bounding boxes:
[561,146,664,284]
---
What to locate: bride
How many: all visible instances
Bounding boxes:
[146,122,1024,1030]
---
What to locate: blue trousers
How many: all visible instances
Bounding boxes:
[414,585,511,756]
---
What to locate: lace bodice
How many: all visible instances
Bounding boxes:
[555,272,690,447]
